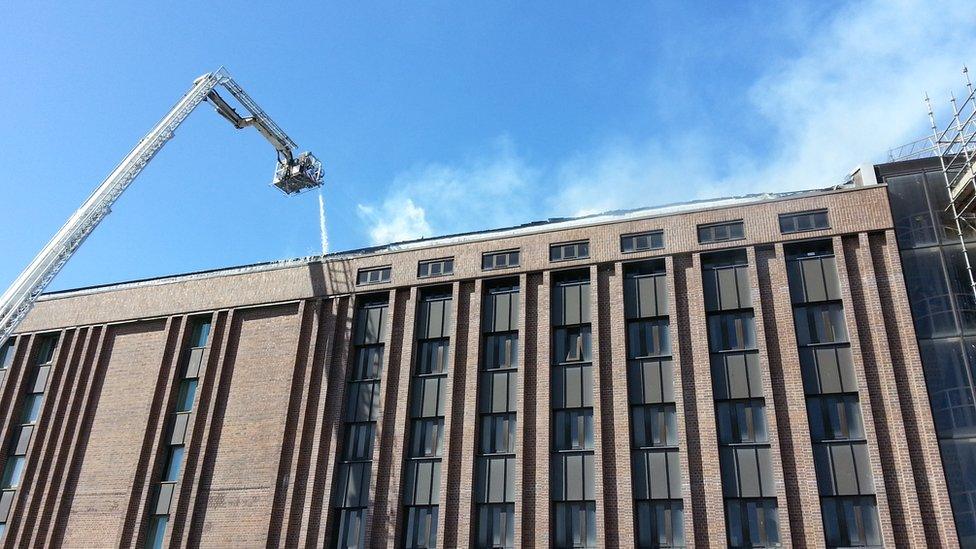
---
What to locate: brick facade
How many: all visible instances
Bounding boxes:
[0,182,959,547]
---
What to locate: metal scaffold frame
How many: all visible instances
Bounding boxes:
[926,67,976,300]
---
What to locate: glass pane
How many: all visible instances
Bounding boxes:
[146,515,169,549]
[176,379,198,412]
[162,446,184,482]
[887,173,937,248]
[901,247,957,337]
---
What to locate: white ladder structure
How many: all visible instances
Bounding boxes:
[0,68,324,346]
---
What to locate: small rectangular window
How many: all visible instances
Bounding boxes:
[356,266,392,286]
[550,241,590,262]
[0,342,14,370]
[725,498,780,547]
[482,250,520,271]
[418,258,454,278]
[475,503,516,548]
[698,220,745,244]
[717,399,769,444]
[821,496,881,547]
[780,209,830,234]
[621,231,664,253]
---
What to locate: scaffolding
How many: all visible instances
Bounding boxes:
[923,68,976,300]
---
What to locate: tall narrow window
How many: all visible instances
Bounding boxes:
[702,250,781,547]
[551,272,597,548]
[623,260,684,548]
[474,281,519,548]
[0,340,14,386]
[333,295,389,549]
[0,334,58,538]
[144,316,211,548]
[785,241,881,548]
[402,289,453,548]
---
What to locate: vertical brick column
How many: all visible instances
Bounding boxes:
[14,327,94,548]
[841,233,929,546]
[316,295,360,545]
[598,262,633,547]
[513,272,528,547]
[664,255,696,545]
[756,243,823,547]
[120,316,186,547]
[523,271,550,548]
[47,325,109,548]
[744,246,793,544]
[371,287,417,547]
[588,264,609,547]
[269,300,324,547]
[6,327,78,547]
[176,309,234,547]
[40,325,105,547]
[872,230,958,546]
[433,282,463,548]
[832,235,897,547]
[298,297,353,547]
[445,279,482,547]
[673,253,726,546]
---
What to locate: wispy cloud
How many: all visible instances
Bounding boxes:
[358,0,976,244]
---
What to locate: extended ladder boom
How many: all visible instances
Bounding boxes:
[0,68,323,346]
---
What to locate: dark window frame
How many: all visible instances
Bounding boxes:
[779,209,830,234]
[418,257,455,279]
[356,265,392,286]
[482,249,521,271]
[621,230,665,254]
[550,240,590,263]
[698,220,746,244]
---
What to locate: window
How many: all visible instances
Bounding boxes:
[162,446,184,482]
[188,318,211,348]
[480,414,517,454]
[821,496,882,547]
[483,334,518,370]
[636,500,684,548]
[628,359,675,405]
[403,505,439,549]
[707,312,757,352]
[621,231,664,253]
[146,515,169,549]
[785,245,841,304]
[717,400,769,444]
[1,456,25,489]
[702,253,751,312]
[356,266,391,285]
[711,352,763,400]
[631,405,678,448]
[813,442,874,496]
[632,450,681,499]
[794,303,848,346]
[476,282,520,547]
[553,502,597,548]
[554,327,593,364]
[402,291,451,548]
[21,394,43,424]
[475,456,515,503]
[0,342,13,370]
[553,364,594,409]
[476,503,515,548]
[175,379,197,412]
[554,409,595,451]
[698,220,745,244]
[807,395,865,442]
[779,209,829,234]
[624,265,668,319]
[418,258,454,278]
[550,241,589,262]
[627,319,671,359]
[336,508,367,549]
[726,498,780,548]
[483,250,520,271]
[720,447,776,498]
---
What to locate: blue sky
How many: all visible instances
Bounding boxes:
[0,1,974,292]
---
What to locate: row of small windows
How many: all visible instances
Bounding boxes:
[0,334,57,540]
[355,209,829,286]
[145,317,210,549]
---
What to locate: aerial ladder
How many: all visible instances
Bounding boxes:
[0,67,324,347]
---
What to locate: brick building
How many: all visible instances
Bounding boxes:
[0,158,970,547]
